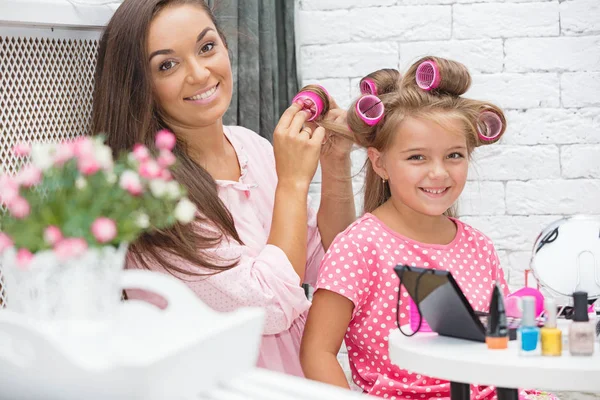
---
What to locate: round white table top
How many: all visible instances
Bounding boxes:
[388,327,600,392]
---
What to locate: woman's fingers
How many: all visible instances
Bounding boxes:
[310,126,326,145]
[288,109,311,136]
[276,101,305,131]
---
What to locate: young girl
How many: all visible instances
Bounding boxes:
[300,57,556,399]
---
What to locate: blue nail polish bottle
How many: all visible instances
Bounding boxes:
[519,296,540,356]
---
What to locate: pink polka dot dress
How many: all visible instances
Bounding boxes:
[316,213,556,400]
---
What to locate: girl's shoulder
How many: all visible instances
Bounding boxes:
[323,214,387,256]
[451,218,496,250]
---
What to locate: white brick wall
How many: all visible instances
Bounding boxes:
[297,0,600,289]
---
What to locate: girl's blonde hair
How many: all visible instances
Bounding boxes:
[301,56,506,216]
[305,56,506,214]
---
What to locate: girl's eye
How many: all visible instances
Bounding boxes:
[200,42,215,54]
[448,152,465,159]
[159,60,177,72]
[408,155,425,161]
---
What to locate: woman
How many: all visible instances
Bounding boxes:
[91,0,355,377]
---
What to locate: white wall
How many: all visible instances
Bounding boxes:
[296,0,600,289]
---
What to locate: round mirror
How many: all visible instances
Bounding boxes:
[530,215,600,304]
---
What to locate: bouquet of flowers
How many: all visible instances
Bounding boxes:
[0,130,196,318]
[0,130,196,265]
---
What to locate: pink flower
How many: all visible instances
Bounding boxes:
[44,226,63,245]
[157,149,176,168]
[155,130,176,151]
[91,217,117,243]
[73,137,94,158]
[132,144,151,162]
[13,143,31,157]
[119,170,143,195]
[54,141,75,165]
[8,197,30,219]
[160,169,172,181]
[138,160,161,179]
[0,175,19,206]
[16,249,33,268]
[77,158,101,176]
[17,164,42,187]
[54,238,88,261]
[0,232,14,253]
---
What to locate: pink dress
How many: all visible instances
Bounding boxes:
[316,213,555,400]
[126,126,324,377]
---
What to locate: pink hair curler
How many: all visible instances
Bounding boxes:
[356,95,384,126]
[292,91,324,122]
[360,78,378,96]
[476,111,503,142]
[315,84,330,98]
[415,60,441,91]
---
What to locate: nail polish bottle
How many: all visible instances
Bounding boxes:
[486,284,508,350]
[541,298,562,356]
[519,296,540,356]
[569,291,595,356]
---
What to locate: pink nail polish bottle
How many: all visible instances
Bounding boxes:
[568,291,595,356]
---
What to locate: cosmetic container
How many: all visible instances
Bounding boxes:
[541,298,562,356]
[519,296,540,356]
[486,284,508,350]
[569,291,595,356]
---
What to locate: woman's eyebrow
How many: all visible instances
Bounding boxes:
[148,27,215,62]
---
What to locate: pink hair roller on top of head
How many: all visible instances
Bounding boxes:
[356,95,384,126]
[360,78,378,96]
[415,60,441,91]
[476,111,503,142]
[292,90,324,122]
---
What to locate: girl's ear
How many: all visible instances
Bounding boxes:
[367,147,388,180]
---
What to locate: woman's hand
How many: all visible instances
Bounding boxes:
[308,96,353,162]
[320,107,354,162]
[272,101,326,189]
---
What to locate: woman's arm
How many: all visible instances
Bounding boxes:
[268,102,325,282]
[300,288,354,389]
[316,108,356,250]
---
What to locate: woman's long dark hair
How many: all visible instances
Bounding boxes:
[92,0,240,275]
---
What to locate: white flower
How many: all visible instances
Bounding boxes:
[135,213,150,229]
[105,172,117,184]
[94,144,114,170]
[165,181,181,200]
[31,143,55,171]
[149,179,167,198]
[119,170,143,195]
[75,176,87,189]
[174,197,197,224]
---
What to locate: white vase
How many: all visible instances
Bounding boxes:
[0,243,128,321]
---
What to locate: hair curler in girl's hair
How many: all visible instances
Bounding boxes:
[413,57,471,96]
[416,60,441,91]
[360,78,378,96]
[355,95,385,126]
[292,84,331,122]
[476,110,504,143]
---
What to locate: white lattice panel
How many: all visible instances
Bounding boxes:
[0,32,100,307]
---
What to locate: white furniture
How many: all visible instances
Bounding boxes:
[200,368,365,400]
[0,268,365,400]
[389,328,600,400]
[0,269,266,400]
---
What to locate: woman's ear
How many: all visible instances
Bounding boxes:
[367,147,388,180]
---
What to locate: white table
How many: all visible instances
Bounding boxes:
[389,329,600,400]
